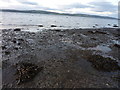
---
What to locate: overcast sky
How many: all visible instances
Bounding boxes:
[0,0,119,18]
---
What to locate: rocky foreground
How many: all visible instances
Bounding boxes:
[1,28,120,88]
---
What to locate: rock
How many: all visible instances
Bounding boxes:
[18,39,24,41]
[5,51,10,55]
[54,29,61,32]
[2,45,7,50]
[51,25,57,27]
[114,44,120,48]
[12,40,17,44]
[113,24,118,27]
[38,25,43,27]
[88,31,107,34]
[60,26,63,27]
[91,37,97,40]
[14,47,19,50]
[17,43,21,45]
[14,28,21,31]
[95,31,107,34]
[95,24,98,26]
[59,34,63,37]
[88,31,96,34]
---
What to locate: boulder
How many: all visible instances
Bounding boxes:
[51,25,57,27]
[38,25,43,27]
[113,24,118,27]
[14,28,21,31]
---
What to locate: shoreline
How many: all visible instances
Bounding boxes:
[1,28,120,88]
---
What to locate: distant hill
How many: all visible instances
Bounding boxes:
[0,9,117,20]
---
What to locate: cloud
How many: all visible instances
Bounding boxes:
[62,3,90,9]
[0,0,118,18]
[90,1,117,12]
[20,1,38,5]
[0,0,11,3]
[17,0,38,5]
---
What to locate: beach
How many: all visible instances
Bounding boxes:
[1,28,120,88]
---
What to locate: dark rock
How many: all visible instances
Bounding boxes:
[14,28,21,31]
[95,24,98,26]
[54,29,61,32]
[113,24,118,27]
[87,55,120,71]
[2,45,7,50]
[88,31,107,34]
[51,25,57,27]
[88,31,96,34]
[59,34,63,37]
[95,31,107,34]
[14,47,19,50]
[91,37,97,40]
[18,39,24,41]
[17,43,21,45]
[12,40,17,44]
[114,44,120,48]
[5,51,10,55]
[60,26,63,27]
[38,25,43,27]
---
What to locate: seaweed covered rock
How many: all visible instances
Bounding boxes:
[87,55,120,71]
[15,62,43,85]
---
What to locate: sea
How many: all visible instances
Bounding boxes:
[0,12,119,32]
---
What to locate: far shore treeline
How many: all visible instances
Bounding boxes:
[0,9,118,20]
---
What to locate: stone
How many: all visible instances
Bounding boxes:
[38,25,43,27]
[51,25,57,27]
[14,28,21,31]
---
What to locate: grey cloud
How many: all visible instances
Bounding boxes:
[17,0,38,5]
[33,6,56,11]
[62,3,90,9]
[21,1,38,5]
[89,1,117,12]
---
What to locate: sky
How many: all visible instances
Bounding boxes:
[0,0,119,18]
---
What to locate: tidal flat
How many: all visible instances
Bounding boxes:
[1,28,120,88]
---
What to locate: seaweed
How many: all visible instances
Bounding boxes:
[87,55,120,71]
[15,62,43,85]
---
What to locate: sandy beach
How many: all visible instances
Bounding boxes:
[1,28,120,88]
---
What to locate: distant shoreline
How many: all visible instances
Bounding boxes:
[0,9,118,20]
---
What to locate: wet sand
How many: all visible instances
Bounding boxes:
[1,28,120,88]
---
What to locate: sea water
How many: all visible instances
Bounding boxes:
[0,12,118,32]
